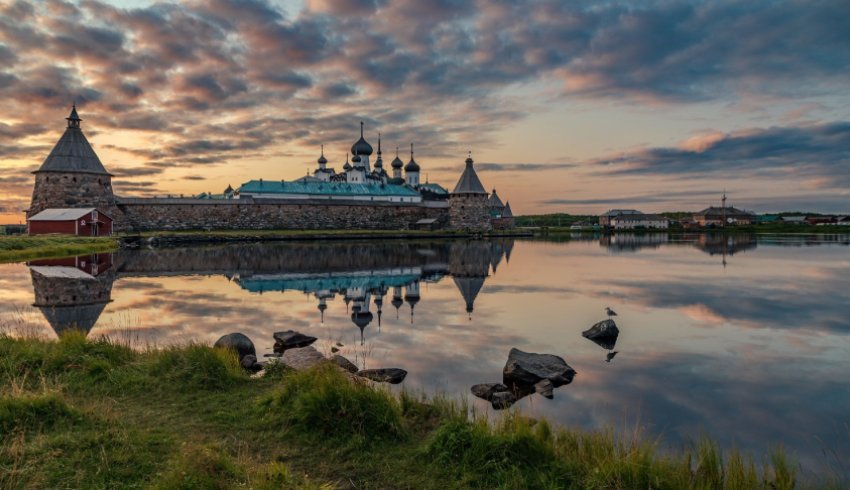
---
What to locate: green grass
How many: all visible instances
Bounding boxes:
[0,332,835,489]
[0,235,118,263]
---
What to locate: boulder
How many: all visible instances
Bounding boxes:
[470,383,510,401]
[490,391,517,409]
[356,368,407,384]
[582,319,619,350]
[240,354,257,369]
[240,354,263,372]
[503,348,576,387]
[332,354,359,373]
[273,330,317,351]
[214,333,255,361]
[534,379,554,399]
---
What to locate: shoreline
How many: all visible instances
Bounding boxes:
[0,230,532,264]
[0,333,810,489]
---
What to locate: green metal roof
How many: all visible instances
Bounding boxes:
[239,179,420,197]
[419,183,448,194]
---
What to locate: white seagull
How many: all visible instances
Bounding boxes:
[605,307,617,317]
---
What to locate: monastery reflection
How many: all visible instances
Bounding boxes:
[26,240,515,341]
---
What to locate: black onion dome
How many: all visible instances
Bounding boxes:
[318,154,327,164]
[352,155,361,163]
[351,121,373,156]
[404,158,420,172]
[391,156,403,168]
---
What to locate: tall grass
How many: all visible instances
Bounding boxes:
[0,333,821,488]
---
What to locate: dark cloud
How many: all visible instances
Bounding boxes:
[592,122,850,186]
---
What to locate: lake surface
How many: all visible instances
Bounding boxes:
[1,233,849,478]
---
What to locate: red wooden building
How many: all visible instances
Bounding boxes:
[28,208,113,236]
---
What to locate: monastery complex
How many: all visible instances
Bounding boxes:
[27,107,515,234]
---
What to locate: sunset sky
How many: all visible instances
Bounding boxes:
[1,0,849,223]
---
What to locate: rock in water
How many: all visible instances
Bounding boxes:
[582,319,620,350]
[273,330,318,351]
[470,383,510,401]
[503,348,576,387]
[534,379,554,399]
[582,319,619,339]
[332,354,359,373]
[490,391,518,409]
[356,368,407,384]
[214,333,256,361]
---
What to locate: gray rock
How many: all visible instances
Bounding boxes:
[273,330,317,351]
[490,391,517,409]
[503,348,576,387]
[332,355,359,373]
[582,319,619,350]
[240,354,257,368]
[214,333,255,361]
[240,354,263,372]
[534,379,554,399]
[470,383,510,401]
[356,368,408,384]
[263,353,282,358]
[582,319,619,339]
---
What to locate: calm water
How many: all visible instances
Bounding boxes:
[1,234,849,477]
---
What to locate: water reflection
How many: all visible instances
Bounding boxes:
[29,254,115,335]
[25,240,512,343]
[3,234,849,480]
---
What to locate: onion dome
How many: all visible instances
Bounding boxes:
[317,144,327,164]
[404,143,420,172]
[350,121,373,156]
[374,133,383,168]
[343,155,352,171]
[391,146,403,169]
[352,155,361,163]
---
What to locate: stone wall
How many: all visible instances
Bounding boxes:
[116,198,447,232]
[448,194,492,231]
[28,172,119,219]
[491,217,516,230]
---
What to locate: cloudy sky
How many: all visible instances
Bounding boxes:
[1,0,849,222]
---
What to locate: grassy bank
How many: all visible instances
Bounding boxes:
[0,235,119,264]
[0,333,827,489]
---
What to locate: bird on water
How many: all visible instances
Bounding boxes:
[605,307,617,317]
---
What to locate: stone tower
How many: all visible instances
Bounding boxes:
[448,154,492,231]
[28,105,117,219]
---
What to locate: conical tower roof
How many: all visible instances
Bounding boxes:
[452,155,486,194]
[488,189,504,208]
[35,106,111,176]
[502,201,513,217]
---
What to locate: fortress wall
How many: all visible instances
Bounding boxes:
[116,198,447,232]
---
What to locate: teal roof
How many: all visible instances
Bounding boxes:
[239,179,420,197]
[237,273,421,294]
[420,183,448,195]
